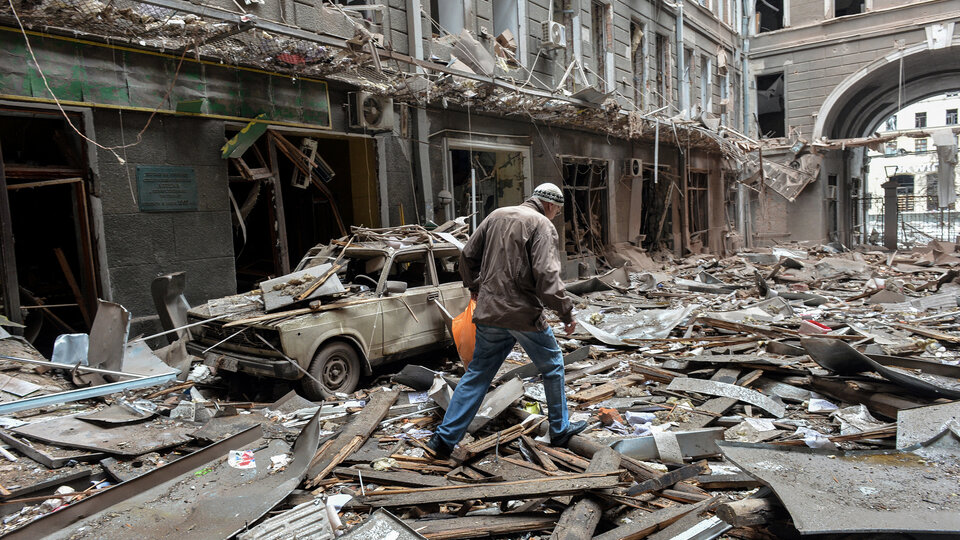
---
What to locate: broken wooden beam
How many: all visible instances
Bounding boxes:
[332,467,451,488]
[626,460,708,496]
[592,498,715,540]
[716,497,781,527]
[357,472,621,507]
[550,447,620,540]
[570,374,644,406]
[306,389,399,486]
[406,515,558,539]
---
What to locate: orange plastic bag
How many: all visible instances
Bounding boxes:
[451,299,477,368]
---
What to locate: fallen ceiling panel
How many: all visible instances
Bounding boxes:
[718,440,960,535]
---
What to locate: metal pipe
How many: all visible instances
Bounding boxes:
[0,372,178,415]
[654,117,660,184]
[0,354,147,378]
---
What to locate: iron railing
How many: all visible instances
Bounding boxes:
[863,194,960,248]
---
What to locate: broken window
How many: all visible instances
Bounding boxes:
[448,145,528,225]
[756,0,784,33]
[387,250,430,289]
[430,0,464,36]
[833,0,864,17]
[630,21,645,109]
[700,57,713,114]
[432,247,462,284]
[756,72,785,137]
[895,174,915,212]
[640,165,674,251]
[884,141,898,156]
[720,73,729,125]
[947,109,958,125]
[655,34,670,108]
[591,1,611,90]
[915,138,928,153]
[561,159,608,258]
[916,112,927,128]
[493,0,519,45]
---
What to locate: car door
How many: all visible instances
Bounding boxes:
[433,246,471,324]
[379,248,444,355]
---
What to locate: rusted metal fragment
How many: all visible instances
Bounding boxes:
[666,378,786,417]
[719,441,960,534]
[12,414,195,456]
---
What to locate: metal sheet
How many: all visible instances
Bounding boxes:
[0,430,104,468]
[0,373,43,397]
[718,441,960,535]
[340,509,426,540]
[260,264,345,312]
[666,378,786,418]
[1,425,263,540]
[87,300,131,376]
[12,414,194,456]
[803,337,960,399]
[78,404,155,425]
[14,412,320,540]
[610,427,725,461]
[238,499,334,540]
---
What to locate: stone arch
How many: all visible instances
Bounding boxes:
[813,37,960,139]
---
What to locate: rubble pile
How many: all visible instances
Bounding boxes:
[0,239,957,538]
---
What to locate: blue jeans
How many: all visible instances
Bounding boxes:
[434,324,570,447]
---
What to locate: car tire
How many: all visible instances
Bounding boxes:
[301,341,361,400]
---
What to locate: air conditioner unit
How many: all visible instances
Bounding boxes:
[541,21,566,49]
[348,92,394,131]
[826,185,838,200]
[628,158,643,177]
[292,138,318,189]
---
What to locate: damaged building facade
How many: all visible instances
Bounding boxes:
[0,0,747,341]
[745,0,960,247]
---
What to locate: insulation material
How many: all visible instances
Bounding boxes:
[932,129,958,208]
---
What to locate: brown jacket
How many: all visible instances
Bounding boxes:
[460,198,574,332]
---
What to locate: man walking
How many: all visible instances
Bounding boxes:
[428,183,587,459]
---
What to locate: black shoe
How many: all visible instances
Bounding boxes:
[426,435,454,459]
[551,420,588,448]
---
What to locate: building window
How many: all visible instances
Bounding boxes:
[756,72,784,137]
[430,0,464,35]
[885,115,897,131]
[631,21,645,109]
[591,1,612,90]
[834,0,865,17]
[655,34,670,108]
[682,48,693,113]
[757,0,784,33]
[492,0,519,41]
[947,109,958,125]
[915,138,928,153]
[884,141,898,156]
[700,57,713,113]
[915,112,927,129]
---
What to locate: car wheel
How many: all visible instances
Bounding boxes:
[301,341,361,400]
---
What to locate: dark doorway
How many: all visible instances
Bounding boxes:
[562,159,608,259]
[640,166,674,252]
[227,131,376,292]
[0,109,98,357]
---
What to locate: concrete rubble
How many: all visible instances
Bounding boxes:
[0,234,959,538]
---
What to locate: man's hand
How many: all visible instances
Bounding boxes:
[471,291,478,301]
[563,321,577,336]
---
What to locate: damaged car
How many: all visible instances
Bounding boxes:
[176,234,470,399]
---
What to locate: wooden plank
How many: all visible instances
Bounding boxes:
[629,363,683,383]
[716,498,780,527]
[53,248,91,328]
[626,461,708,496]
[571,374,644,405]
[306,389,399,486]
[695,473,762,490]
[567,357,621,383]
[5,177,82,190]
[333,467,451,488]
[407,515,558,539]
[551,447,621,540]
[267,137,291,275]
[593,498,714,540]
[358,472,621,507]
[522,435,559,472]
[452,418,542,462]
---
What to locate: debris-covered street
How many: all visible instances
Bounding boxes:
[0,230,958,538]
[0,0,958,538]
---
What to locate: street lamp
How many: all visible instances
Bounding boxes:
[884,165,899,179]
